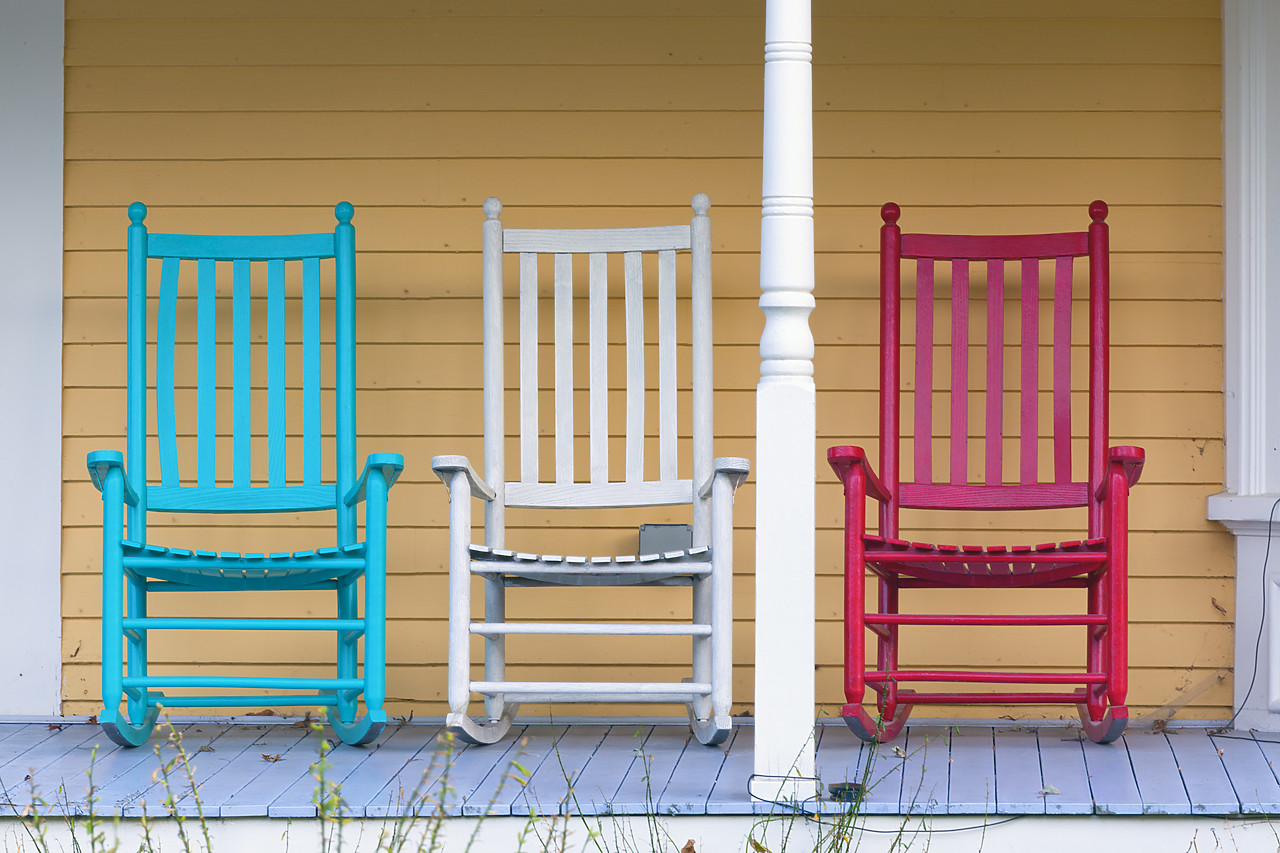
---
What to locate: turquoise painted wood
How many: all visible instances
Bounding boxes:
[88,202,403,748]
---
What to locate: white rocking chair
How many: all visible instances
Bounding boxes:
[433,194,748,745]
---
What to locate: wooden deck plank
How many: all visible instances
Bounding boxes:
[513,724,609,818]
[0,724,105,805]
[463,725,565,817]
[852,736,909,815]
[1211,732,1280,814]
[900,726,950,816]
[1034,728,1093,815]
[187,725,311,818]
[572,725,652,815]
[705,725,761,815]
[944,727,995,815]
[435,726,527,817]
[1166,730,1239,815]
[129,724,238,817]
[341,722,444,817]
[1080,737,1143,815]
[0,724,82,780]
[610,726,690,815]
[219,728,325,817]
[73,725,199,816]
[10,731,131,815]
[363,727,468,819]
[993,728,1045,815]
[656,728,734,815]
[269,732,389,818]
[1247,731,1280,802]
[1123,732,1191,815]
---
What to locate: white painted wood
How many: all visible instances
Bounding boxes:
[481,198,506,547]
[753,0,817,805]
[519,251,539,483]
[1208,0,1280,732]
[442,198,743,746]
[624,250,645,482]
[505,479,692,508]
[554,252,574,483]
[589,252,609,483]
[658,249,677,480]
[504,225,690,253]
[0,0,62,715]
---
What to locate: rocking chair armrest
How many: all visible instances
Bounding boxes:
[431,455,497,502]
[343,453,406,506]
[826,445,891,504]
[1096,445,1145,500]
[86,451,139,506]
[697,457,751,499]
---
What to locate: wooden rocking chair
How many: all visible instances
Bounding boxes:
[88,203,403,747]
[433,194,749,745]
[827,201,1143,744]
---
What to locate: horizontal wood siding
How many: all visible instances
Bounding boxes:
[62,1,1227,721]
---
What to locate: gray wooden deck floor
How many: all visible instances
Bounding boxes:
[1,719,1277,819]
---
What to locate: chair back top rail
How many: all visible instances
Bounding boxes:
[481,196,715,535]
[877,201,1110,533]
[124,203,358,533]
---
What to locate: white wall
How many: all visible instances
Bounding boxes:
[0,0,64,714]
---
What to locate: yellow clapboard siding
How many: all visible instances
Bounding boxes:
[65,205,1225,256]
[66,1,1218,20]
[64,158,1222,208]
[64,18,1218,68]
[61,3,1230,716]
[63,250,1225,301]
[65,111,1222,160]
[64,64,1222,113]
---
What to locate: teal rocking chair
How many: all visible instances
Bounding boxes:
[88,202,403,747]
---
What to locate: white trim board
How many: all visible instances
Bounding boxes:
[0,0,64,714]
[1207,0,1280,730]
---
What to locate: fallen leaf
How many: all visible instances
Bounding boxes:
[892,746,907,759]
[47,724,63,732]
[1153,719,1168,734]
[86,715,98,725]
[245,709,277,717]
[1038,784,1061,797]
[198,745,215,753]
[262,753,284,762]
[1217,749,1225,757]
[681,841,697,853]
[395,711,415,726]
[291,711,314,728]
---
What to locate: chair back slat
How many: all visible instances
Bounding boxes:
[912,258,934,484]
[624,250,645,483]
[266,258,286,487]
[125,204,354,517]
[588,252,609,484]
[483,196,711,516]
[301,255,322,486]
[231,258,252,488]
[880,203,1110,519]
[983,258,1004,485]
[658,249,678,481]
[519,252,539,483]
[196,257,218,487]
[1019,257,1039,485]
[554,253,574,484]
[156,257,180,487]
[949,258,970,485]
[1053,255,1074,483]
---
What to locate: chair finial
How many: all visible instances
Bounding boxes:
[483,197,502,220]
[128,202,147,224]
[691,193,710,215]
[334,201,354,224]
[1089,200,1108,223]
[881,202,901,225]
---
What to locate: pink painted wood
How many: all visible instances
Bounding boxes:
[827,201,1144,746]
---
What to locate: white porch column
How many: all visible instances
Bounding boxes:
[753,0,817,802]
[1206,0,1280,731]
[0,0,64,714]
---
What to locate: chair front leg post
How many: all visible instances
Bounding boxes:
[1106,468,1130,712]
[362,473,389,718]
[707,471,735,724]
[100,472,126,721]
[842,471,868,710]
[446,472,474,719]
[690,574,713,723]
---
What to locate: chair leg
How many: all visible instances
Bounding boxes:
[334,578,360,726]
[447,705,519,745]
[842,698,913,744]
[100,509,158,747]
[1077,701,1127,744]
